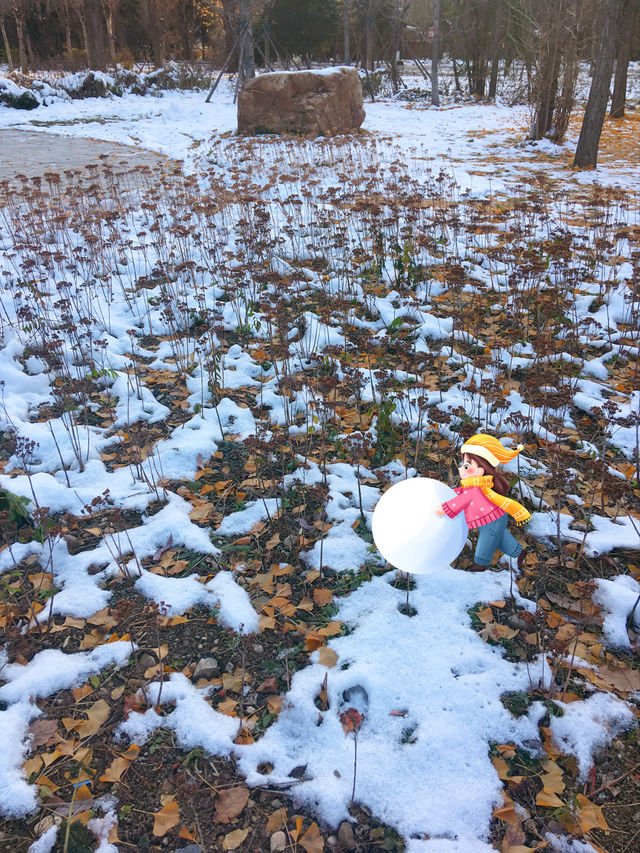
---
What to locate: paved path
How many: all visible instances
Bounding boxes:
[0,129,177,192]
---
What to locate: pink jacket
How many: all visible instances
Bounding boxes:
[441,486,505,530]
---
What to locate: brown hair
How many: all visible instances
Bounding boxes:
[463,452,510,496]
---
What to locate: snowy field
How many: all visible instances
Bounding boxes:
[0,66,639,853]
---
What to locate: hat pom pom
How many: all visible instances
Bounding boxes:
[516,444,524,452]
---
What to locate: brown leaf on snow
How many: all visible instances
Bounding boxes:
[214,787,250,823]
[316,673,329,711]
[152,800,180,837]
[317,647,338,669]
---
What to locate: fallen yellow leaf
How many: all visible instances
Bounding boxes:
[300,821,324,853]
[317,647,338,669]
[222,827,249,850]
[152,800,180,837]
[575,794,609,833]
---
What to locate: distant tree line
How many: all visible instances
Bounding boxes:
[1,1,638,163]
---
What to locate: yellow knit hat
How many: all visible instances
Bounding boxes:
[460,434,524,467]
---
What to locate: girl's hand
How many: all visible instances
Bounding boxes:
[435,506,445,517]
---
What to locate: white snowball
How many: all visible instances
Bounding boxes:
[372,477,467,574]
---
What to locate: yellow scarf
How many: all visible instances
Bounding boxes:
[461,475,531,526]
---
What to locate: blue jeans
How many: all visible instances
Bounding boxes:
[474,515,522,566]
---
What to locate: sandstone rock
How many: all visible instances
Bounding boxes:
[193,657,219,679]
[238,67,365,136]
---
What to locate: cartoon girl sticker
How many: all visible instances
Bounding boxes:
[435,434,531,572]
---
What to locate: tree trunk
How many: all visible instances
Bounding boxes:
[366,0,373,71]
[488,0,504,100]
[63,1,74,63]
[452,56,461,93]
[14,12,28,72]
[263,10,270,69]
[610,0,638,117]
[220,0,236,64]
[77,7,92,68]
[180,0,195,61]
[0,17,14,71]
[26,25,37,68]
[238,0,254,80]
[85,0,107,69]
[530,0,565,140]
[431,0,440,105]
[103,1,117,66]
[343,0,350,64]
[532,52,560,138]
[573,0,624,168]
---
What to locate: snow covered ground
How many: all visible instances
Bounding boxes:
[1,67,639,193]
[0,65,639,853]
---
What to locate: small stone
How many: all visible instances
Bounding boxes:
[252,644,264,654]
[225,661,234,674]
[270,798,282,809]
[138,652,156,670]
[338,821,356,850]
[270,830,286,852]
[193,657,218,679]
[507,615,526,629]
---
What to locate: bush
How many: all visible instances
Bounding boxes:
[78,72,109,98]
[0,89,40,110]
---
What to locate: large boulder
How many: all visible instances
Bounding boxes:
[237,67,365,136]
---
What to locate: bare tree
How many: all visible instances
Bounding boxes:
[139,0,171,67]
[101,0,119,65]
[238,0,254,81]
[487,0,504,100]
[0,0,15,70]
[85,0,107,68]
[431,0,439,105]
[529,0,583,143]
[6,0,32,71]
[610,0,639,118]
[343,0,351,63]
[59,0,74,63]
[573,0,624,167]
